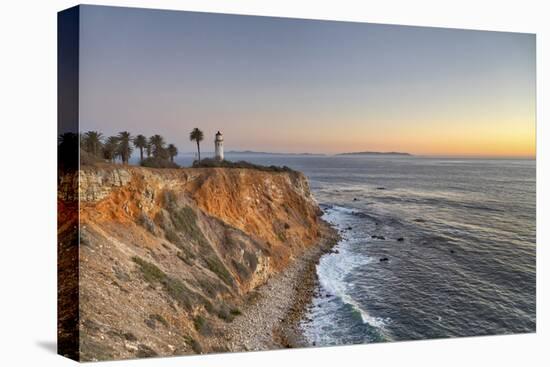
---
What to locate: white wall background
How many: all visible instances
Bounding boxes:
[0,0,547,365]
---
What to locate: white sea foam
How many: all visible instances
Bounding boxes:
[315,206,388,329]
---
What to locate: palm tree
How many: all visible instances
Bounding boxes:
[146,141,152,158]
[116,131,133,164]
[149,135,167,159]
[189,128,204,163]
[58,132,79,171]
[83,131,103,157]
[133,134,147,162]
[103,136,119,163]
[167,144,178,163]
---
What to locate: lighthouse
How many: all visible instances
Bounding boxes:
[214,131,224,161]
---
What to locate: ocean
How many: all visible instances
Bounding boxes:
[177,153,536,345]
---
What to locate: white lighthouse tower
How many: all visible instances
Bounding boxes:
[214,131,224,161]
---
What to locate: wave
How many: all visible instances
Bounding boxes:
[317,206,389,330]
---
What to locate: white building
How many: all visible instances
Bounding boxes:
[214,131,224,161]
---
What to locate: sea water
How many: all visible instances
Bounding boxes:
[177,153,536,344]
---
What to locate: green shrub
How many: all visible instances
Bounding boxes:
[169,206,209,247]
[204,256,233,287]
[163,190,177,208]
[132,256,194,310]
[177,250,195,266]
[132,256,165,284]
[193,316,211,335]
[213,304,240,321]
[160,192,209,248]
[165,228,182,246]
[141,157,179,169]
[196,276,223,298]
[161,277,193,310]
[216,304,235,322]
[192,158,294,172]
[137,212,156,233]
[203,299,215,314]
[184,336,202,354]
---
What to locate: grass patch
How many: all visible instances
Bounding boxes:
[216,304,235,322]
[132,256,165,283]
[193,158,294,173]
[204,256,233,287]
[137,212,156,233]
[163,190,177,207]
[202,299,215,314]
[184,336,203,354]
[196,276,225,298]
[132,256,194,310]
[214,304,240,322]
[193,316,211,335]
[170,206,209,247]
[141,157,179,169]
[164,228,182,246]
[177,249,195,266]
[162,276,193,310]
[161,192,209,248]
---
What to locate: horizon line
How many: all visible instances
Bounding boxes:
[171,151,536,159]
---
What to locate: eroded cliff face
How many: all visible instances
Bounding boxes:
[58,165,323,361]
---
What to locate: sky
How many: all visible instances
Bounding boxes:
[78,5,536,157]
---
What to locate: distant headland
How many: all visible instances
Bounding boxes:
[337,151,412,156]
[227,150,325,156]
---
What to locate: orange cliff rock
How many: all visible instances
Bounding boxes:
[57,164,327,361]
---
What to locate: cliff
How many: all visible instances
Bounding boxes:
[58,165,325,361]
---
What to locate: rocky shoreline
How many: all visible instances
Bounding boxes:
[218,220,339,351]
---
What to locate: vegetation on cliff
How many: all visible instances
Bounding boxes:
[192,158,294,173]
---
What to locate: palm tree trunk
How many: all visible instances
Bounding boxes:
[197,141,201,163]
[140,148,144,162]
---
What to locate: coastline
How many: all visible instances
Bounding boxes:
[218,220,339,351]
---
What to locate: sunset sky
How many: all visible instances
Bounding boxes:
[79,5,536,157]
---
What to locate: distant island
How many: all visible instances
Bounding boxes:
[227,150,325,156]
[337,151,412,156]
